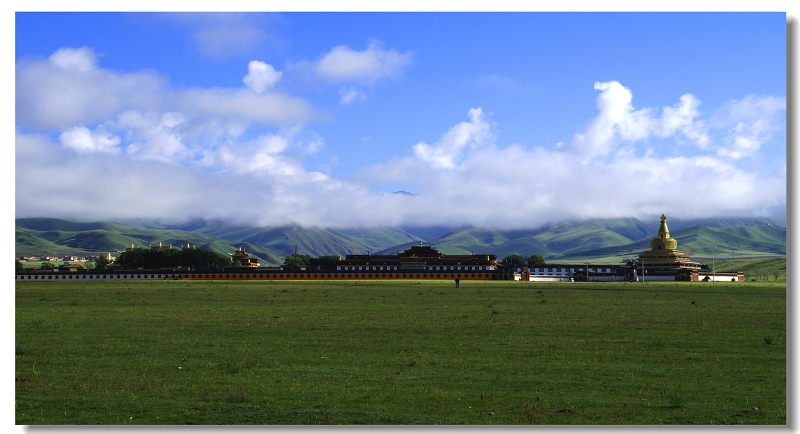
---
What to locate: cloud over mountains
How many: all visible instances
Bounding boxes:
[15,46,785,229]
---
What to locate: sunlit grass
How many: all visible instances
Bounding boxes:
[16,280,785,425]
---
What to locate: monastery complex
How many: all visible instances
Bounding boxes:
[16,214,744,283]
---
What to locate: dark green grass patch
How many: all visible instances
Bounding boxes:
[16,280,785,425]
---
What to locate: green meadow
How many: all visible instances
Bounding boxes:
[16,279,785,425]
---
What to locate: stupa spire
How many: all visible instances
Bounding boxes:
[650,214,678,251]
[657,213,670,239]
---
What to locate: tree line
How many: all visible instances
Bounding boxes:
[499,254,545,269]
[282,254,342,270]
[114,247,231,270]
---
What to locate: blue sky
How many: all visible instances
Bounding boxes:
[14,11,789,228]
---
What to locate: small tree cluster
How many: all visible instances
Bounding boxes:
[500,254,546,268]
[528,254,545,265]
[94,256,110,270]
[282,254,341,270]
[117,247,230,269]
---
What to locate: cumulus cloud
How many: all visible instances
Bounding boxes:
[711,94,785,160]
[353,89,784,228]
[283,39,411,108]
[16,48,315,133]
[16,47,166,131]
[658,94,709,148]
[15,63,785,230]
[216,132,295,174]
[315,40,412,83]
[113,111,191,163]
[49,47,98,72]
[15,126,371,228]
[412,108,493,169]
[571,81,710,162]
[243,61,282,93]
[59,125,121,154]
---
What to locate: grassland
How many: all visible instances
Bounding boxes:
[15,280,785,425]
[723,257,787,281]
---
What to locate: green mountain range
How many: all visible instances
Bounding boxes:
[15,216,785,265]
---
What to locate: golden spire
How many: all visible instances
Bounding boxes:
[658,214,670,239]
[651,214,678,251]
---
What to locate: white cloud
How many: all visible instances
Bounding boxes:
[217,133,293,174]
[571,81,653,161]
[712,94,785,126]
[658,94,709,148]
[412,108,493,169]
[571,81,710,162]
[243,61,282,93]
[15,130,345,225]
[174,88,315,126]
[305,134,324,154]
[316,40,412,83]
[114,111,190,163]
[353,93,784,228]
[712,95,785,160]
[16,48,315,133]
[15,62,785,230]
[16,49,166,130]
[59,125,121,154]
[48,47,98,72]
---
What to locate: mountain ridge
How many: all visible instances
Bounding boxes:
[15,216,785,265]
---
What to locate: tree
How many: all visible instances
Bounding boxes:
[16,260,23,272]
[283,254,311,270]
[117,247,230,269]
[39,262,56,270]
[527,254,545,265]
[94,256,110,270]
[309,256,341,270]
[500,255,527,268]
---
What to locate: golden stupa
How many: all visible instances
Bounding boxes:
[636,214,700,270]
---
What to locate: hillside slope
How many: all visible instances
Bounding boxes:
[563,225,786,260]
[16,216,785,264]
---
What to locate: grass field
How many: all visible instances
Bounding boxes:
[15,279,786,425]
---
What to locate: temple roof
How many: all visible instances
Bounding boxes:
[398,243,443,258]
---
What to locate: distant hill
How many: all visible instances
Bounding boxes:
[15,216,785,264]
[16,217,131,233]
[561,224,786,260]
[654,216,781,231]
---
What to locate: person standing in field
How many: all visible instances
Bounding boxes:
[455,278,460,288]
